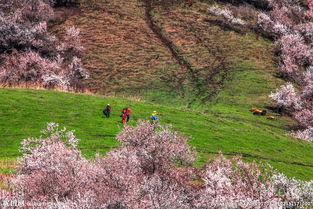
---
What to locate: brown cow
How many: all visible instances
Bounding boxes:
[250,108,267,116]
[267,116,275,120]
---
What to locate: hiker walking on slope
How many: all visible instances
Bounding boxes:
[150,111,159,123]
[126,107,132,123]
[103,104,112,118]
[121,108,128,125]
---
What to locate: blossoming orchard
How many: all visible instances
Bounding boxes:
[0,122,312,208]
[0,0,313,208]
[257,0,313,142]
[209,0,313,141]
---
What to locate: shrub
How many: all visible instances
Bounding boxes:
[292,127,313,142]
[276,34,311,77]
[0,13,51,52]
[21,0,55,22]
[308,0,313,9]
[0,51,61,86]
[301,68,313,99]
[272,172,313,202]
[257,13,290,38]
[269,83,302,111]
[58,27,84,61]
[0,0,88,91]
[13,123,97,203]
[294,23,313,41]
[294,109,313,127]
[195,155,279,208]
[208,6,246,26]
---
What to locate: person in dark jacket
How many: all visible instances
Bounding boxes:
[103,104,112,118]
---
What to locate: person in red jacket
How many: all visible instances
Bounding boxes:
[121,108,127,125]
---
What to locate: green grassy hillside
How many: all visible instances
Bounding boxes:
[1,87,313,180]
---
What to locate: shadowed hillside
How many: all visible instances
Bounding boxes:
[54,0,279,106]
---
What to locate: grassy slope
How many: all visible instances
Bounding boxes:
[1,87,313,180]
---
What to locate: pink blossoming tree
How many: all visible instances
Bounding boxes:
[0,0,88,91]
[308,0,313,10]
[255,0,313,142]
[1,122,312,208]
[269,83,302,112]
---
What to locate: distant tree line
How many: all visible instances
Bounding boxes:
[0,0,88,91]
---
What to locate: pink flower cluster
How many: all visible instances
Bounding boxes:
[292,127,313,142]
[1,122,312,208]
[270,74,313,142]
[257,13,290,38]
[0,51,62,87]
[195,155,279,208]
[257,0,313,141]
[208,6,246,26]
[276,34,311,77]
[269,83,302,111]
[0,0,88,91]
[308,0,313,10]
[271,173,313,202]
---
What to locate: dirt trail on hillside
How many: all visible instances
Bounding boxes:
[143,0,195,78]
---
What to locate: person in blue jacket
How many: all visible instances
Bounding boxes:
[150,111,158,123]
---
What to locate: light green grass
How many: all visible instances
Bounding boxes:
[1,80,313,180]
